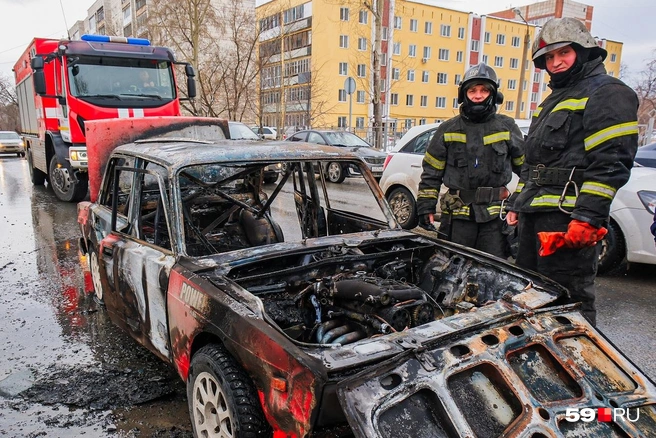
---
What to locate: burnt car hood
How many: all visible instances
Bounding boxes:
[348,146,387,159]
[336,309,656,438]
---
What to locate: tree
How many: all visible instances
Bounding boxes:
[0,75,19,131]
[634,53,656,133]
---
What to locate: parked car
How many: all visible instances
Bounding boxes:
[635,142,656,168]
[229,121,279,183]
[251,125,278,140]
[380,125,656,273]
[0,131,25,157]
[286,129,387,182]
[78,117,656,438]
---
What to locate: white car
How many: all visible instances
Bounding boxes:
[251,126,278,140]
[379,123,656,273]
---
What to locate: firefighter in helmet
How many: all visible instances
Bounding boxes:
[505,17,639,325]
[416,63,525,258]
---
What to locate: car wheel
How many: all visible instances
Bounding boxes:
[387,187,418,229]
[89,248,105,304]
[27,148,46,186]
[263,174,278,184]
[49,156,88,202]
[597,221,626,275]
[187,344,270,438]
[326,162,346,183]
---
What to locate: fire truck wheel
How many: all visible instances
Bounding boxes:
[49,156,88,202]
[187,344,270,438]
[27,149,46,186]
[89,248,105,304]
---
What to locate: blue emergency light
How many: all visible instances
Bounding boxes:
[81,34,151,46]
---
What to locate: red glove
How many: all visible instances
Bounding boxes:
[537,220,607,257]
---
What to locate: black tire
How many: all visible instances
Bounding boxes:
[597,221,626,275]
[387,187,418,229]
[49,156,88,202]
[263,174,278,184]
[27,148,46,186]
[187,344,270,438]
[325,162,346,183]
[88,245,105,305]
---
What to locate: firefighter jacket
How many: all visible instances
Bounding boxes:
[511,59,639,228]
[417,113,525,223]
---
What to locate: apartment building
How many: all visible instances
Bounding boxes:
[491,0,594,30]
[68,0,149,40]
[256,0,622,137]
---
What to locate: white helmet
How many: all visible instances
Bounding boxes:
[532,17,606,69]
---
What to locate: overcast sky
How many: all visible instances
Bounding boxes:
[1,0,654,85]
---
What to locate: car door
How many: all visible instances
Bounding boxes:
[100,159,176,361]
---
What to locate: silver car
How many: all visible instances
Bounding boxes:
[0,131,24,157]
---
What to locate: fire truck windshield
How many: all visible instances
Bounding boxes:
[67,56,175,101]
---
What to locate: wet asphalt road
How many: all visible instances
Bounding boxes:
[0,155,655,436]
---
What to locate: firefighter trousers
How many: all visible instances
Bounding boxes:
[515,211,600,326]
[439,216,507,258]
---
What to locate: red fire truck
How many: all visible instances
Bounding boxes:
[14,35,196,202]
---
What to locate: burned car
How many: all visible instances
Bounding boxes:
[78,118,656,438]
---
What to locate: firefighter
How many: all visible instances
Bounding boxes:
[416,63,525,258]
[505,17,639,325]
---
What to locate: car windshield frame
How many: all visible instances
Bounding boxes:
[0,132,20,140]
[324,131,371,147]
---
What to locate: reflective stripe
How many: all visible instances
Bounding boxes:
[580,181,616,200]
[533,107,543,117]
[512,155,525,166]
[424,152,445,170]
[584,121,639,151]
[514,182,524,193]
[417,188,439,199]
[452,206,470,217]
[444,132,466,142]
[530,195,577,208]
[483,131,510,145]
[552,98,588,113]
[487,205,502,215]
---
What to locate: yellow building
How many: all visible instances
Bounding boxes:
[256,0,622,142]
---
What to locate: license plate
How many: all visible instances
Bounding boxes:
[371,166,384,172]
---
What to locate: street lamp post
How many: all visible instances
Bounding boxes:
[514,8,530,120]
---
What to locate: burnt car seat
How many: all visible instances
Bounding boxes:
[239,209,284,246]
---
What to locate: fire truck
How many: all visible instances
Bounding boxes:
[14,35,196,202]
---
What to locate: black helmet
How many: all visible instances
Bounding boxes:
[457,63,503,105]
[532,17,606,69]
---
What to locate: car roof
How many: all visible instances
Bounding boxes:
[393,123,441,151]
[112,140,360,169]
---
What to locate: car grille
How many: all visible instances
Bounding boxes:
[362,157,386,165]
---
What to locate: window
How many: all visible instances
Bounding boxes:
[505,101,515,111]
[138,162,172,250]
[520,102,525,112]
[394,16,402,29]
[409,44,417,57]
[382,27,388,40]
[454,74,462,85]
[471,40,479,51]
[484,32,490,43]
[339,62,348,76]
[458,27,465,39]
[404,119,414,130]
[406,95,414,106]
[123,24,132,37]
[611,53,617,62]
[437,72,448,84]
[507,79,517,90]
[494,56,503,67]
[423,46,431,59]
[392,68,400,80]
[283,5,304,23]
[357,90,365,103]
[358,37,367,51]
[453,97,459,108]
[136,0,146,10]
[393,42,401,55]
[456,51,463,63]
[381,55,387,66]
[533,72,540,82]
[510,58,519,69]
[123,6,131,24]
[340,7,349,21]
[438,48,449,61]
[102,156,136,220]
[339,35,349,48]
[523,80,528,91]
[356,117,365,128]
[425,21,433,34]
[512,36,520,47]
[410,19,418,32]
[338,116,347,128]
[359,10,368,24]
[419,119,426,125]
[435,96,446,108]
[482,54,488,64]
[531,92,538,103]
[420,95,428,107]
[496,34,505,45]
[357,64,366,77]
[422,71,429,83]
[390,93,398,105]
[440,24,450,37]
[381,79,387,91]
[407,70,415,81]
[338,89,347,102]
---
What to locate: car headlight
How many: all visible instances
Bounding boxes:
[637,190,656,214]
